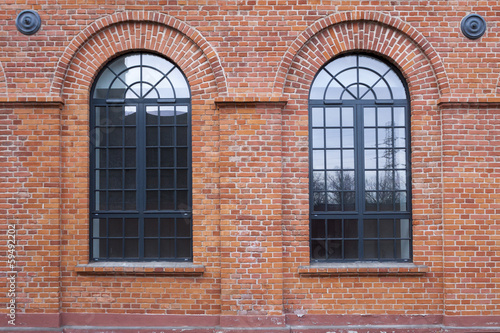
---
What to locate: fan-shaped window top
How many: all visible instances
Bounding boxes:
[310,55,407,101]
[93,53,190,100]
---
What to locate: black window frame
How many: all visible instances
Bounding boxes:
[89,52,192,262]
[308,54,412,262]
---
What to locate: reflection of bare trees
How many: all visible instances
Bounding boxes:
[312,171,355,210]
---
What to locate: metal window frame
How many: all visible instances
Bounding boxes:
[308,54,412,262]
[89,52,192,262]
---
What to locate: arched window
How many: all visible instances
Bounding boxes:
[89,53,192,261]
[309,54,411,261]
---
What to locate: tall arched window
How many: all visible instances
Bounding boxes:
[89,52,192,261]
[309,54,411,261]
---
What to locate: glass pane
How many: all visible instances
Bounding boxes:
[325,171,340,191]
[108,218,123,237]
[146,170,158,189]
[342,171,355,190]
[146,148,158,167]
[146,127,158,146]
[395,192,408,211]
[384,70,406,99]
[326,129,341,148]
[94,69,115,98]
[358,68,380,87]
[343,191,355,211]
[124,239,139,257]
[108,128,123,146]
[108,191,122,210]
[326,191,341,211]
[326,150,341,169]
[109,107,123,125]
[395,149,407,168]
[379,192,394,211]
[372,80,391,100]
[124,106,136,125]
[397,219,411,238]
[342,150,354,169]
[124,170,136,189]
[377,107,392,126]
[146,190,158,210]
[359,55,390,75]
[325,107,340,126]
[394,107,405,126]
[378,149,393,170]
[160,191,175,210]
[124,191,136,210]
[176,106,188,124]
[344,240,358,259]
[364,150,376,169]
[344,219,358,238]
[325,79,343,100]
[108,239,123,258]
[93,218,105,238]
[159,106,175,124]
[379,170,394,191]
[327,240,342,259]
[312,129,324,148]
[380,219,394,238]
[176,126,188,146]
[380,240,394,258]
[144,218,158,237]
[312,171,325,191]
[177,218,191,237]
[378,128,392,148]
[395,170,406,190]
[365,171,377,190]
[341,107,354,126]
[313,192,326,211]
[364,129,376,148]
[311,220,326,238]
[311,240,326,259]
[125,219,138,237]
[161,169,175,188]
[310,70,331,100]
[327,219,342,238]
[160,218,175,237]
[365,191,377,211]
[364,107,376,126]
[155,78,175,100]
[108,170,122,189]
[108,149,123,167]
[399,240,411,259]
[312,108,324,127]
[160,239,175,258]
[394,128,406,147]
[160,127,175,146]
[177,169,188,188]
[364,240,378,259]
[124,128,136,146]
[168,68,190,98]
[125,149,135,167]
[144,239,158,258]
[363,219,378,238]
[176,239,191,258]
[313,150,325,170]
[176,190,189,210]
[146,106,159,125]
[342,129,354,148]
[160,148,174,167]
[177,148,188,167]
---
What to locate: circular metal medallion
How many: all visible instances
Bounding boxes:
[461,14,486,40]
[16,10,41,35]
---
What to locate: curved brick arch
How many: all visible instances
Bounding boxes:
[277,11,449,98]
[51,11,226,97]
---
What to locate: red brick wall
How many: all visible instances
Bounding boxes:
[0,1,499,332]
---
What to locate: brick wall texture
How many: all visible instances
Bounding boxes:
[0,1,499,332]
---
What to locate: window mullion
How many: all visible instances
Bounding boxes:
[136,102,146,259]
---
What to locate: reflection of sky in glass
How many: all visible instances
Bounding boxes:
[310,55,407,100]
[94,54,190,99]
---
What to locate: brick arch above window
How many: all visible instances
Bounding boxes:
[277,11,449,100]
[52,11,226,98]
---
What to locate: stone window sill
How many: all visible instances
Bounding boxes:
[74,261,205,276]
[298,262,428,277]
